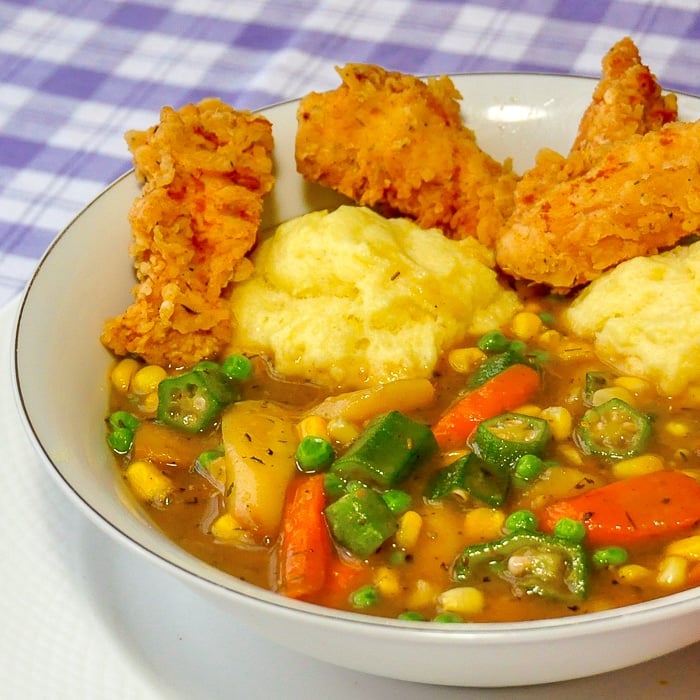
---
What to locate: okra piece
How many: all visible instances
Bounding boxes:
[575,398,652,459]
[452,530,588,603]
[157,363,241,433]
[324,485,398,558]
[470,412,551,469]
[425,452,510,507]
[330,411,437,488]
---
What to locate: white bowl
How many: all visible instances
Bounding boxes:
[13,74,700,687]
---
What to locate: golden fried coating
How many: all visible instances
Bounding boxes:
[101,98,274,367]
[295,64,518,247]
[511,37,678,216]
[495,121,700,291]
[496,37,683,291]
[572,36,677,163]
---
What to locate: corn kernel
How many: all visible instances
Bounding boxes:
[210,512,251,543]
[448,347,487,374]
[510,311,543,341]
[124,460,174,506]
[614,376,652,396]
[296,414,330,441]
[665,420,691,438]
[556,443,584,467]
[463,507,506,542]
[591,386,636,407]
[617,564,652,584]
[374,566,401,597]
[540,406,573,441]
[611,454,663,480]
[131,365,167,395]
[537,329,561,350]
[440,449,469,466]
[140,391,160,415]
[327,417,361,446]
[666,535,700,561]
[110,358,141,393]
[514,404,542,417]
[437,586,485,616]
[395,510,423,550]
[657,555,688,588]
[407,579,437,609]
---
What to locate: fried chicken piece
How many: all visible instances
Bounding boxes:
[496,121,700,292]
[295,64,518,247]
[572,36,677,163]
[511,37,678,217]
[101,98,274,367]
[496,37,682,291]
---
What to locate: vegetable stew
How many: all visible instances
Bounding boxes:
[106,292,700,623]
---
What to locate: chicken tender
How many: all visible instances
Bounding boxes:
[572,36,677,163]
[496,37,683,291]
[295,64,518,247]
[102,98,274,367]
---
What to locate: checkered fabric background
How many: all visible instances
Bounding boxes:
[2,0,699,307]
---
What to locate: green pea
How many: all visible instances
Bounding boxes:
[477,330,510,353]
[350,584,379,609]
[108,426,134,454]
[504,509,538,533]
[592,546,629,568]
[513,454,546,482]
[538,312,555,326]
[382,489,412,514]
[109,410,139,432]
[398,611,426,621]
[221,354,253,381]
[433,612,463,623]
[553,517,587,543]
[295,435,335,473]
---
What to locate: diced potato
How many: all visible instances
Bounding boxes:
[519,466,604,511]
[221,400,299,538]
[311,377,435,424]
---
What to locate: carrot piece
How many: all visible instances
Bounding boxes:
[278,474,332,599]
[325,556,370,595]
[432,363,541,449]
[540,470,700,546]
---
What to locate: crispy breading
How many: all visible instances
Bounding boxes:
[295,64,518,247]
[101,98,274,368]
[496,37,683,291]
[572,36,677,162]
[495,121,700,291]
[510,37,678,218]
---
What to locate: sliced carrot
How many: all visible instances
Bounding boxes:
[432,363,541,449]
[278,474,332,599]
[540,470,700,546]
[325,556,370,595]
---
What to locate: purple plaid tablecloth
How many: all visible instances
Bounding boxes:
[2,0,699,307]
